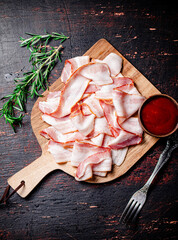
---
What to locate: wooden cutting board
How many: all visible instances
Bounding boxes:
[8,39,160,198]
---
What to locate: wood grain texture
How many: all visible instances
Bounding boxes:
[8,39,161,197]
[0,0,177,239]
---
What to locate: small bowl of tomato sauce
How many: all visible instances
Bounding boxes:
[138,94,178,137]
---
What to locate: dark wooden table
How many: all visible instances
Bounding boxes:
[0,0,177,239]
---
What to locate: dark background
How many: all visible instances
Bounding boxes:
[0,0,177,239]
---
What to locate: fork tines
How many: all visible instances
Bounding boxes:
[119,198,142,223]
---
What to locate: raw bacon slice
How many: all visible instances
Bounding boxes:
[76,165,93,181]
[48,140,72,163]
[92,53,122,77]
[120,117,143,137]
[46,91,61,100]
[95,85,114,100]
[70,104,95,136]
[71,141,108,167]
[91,133,104,146]
[112,77,133,87]
[93,171,107,177]
[102,134,115,148]
[95,77,133,100]
[79,63,113,85]
[85,83,99,93]
[51,73,90,118]
[75,149,112,181]
[39,91,61,114]
[40,126,85,143]
[111,147,128,166]
[83,94,104,117]
[112,76,141,95]
[112,89,145,123]
[42,114,77,134]
[68,56,90,72]
[127,86,141,95]
[116,83,140,95]
[99,100,120,137]
[80,103,92,116]
[108,130,142,150]
[92,154,112,172]
[92,117,112,136]
[102,53,123,76]
[61,56,90,83]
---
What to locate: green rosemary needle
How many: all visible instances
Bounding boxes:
[0,32,68,131]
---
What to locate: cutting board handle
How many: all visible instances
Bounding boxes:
[7,152,58,198]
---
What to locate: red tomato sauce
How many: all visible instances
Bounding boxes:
[141,96,177,135]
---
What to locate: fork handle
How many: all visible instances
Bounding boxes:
[143,139,178,191]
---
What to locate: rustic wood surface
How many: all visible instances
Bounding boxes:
[0,0,177,239]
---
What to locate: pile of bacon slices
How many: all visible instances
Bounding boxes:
[39,53,145,181]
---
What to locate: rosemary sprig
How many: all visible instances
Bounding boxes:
[0,99,24,131]
[0,32,68,131]
[20,32,68,48]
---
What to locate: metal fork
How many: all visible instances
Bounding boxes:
[119,131,178,223]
